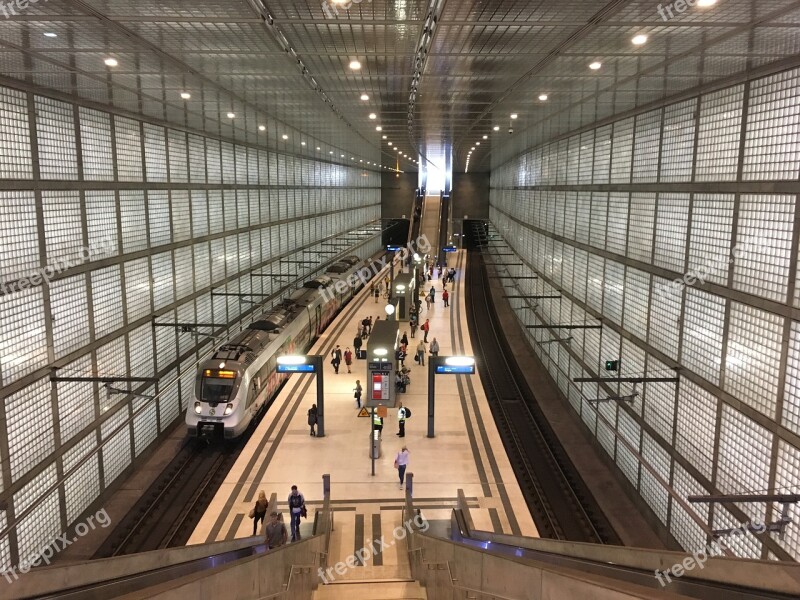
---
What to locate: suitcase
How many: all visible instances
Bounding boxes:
[357,349,367,360]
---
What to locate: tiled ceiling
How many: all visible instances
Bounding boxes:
[1,0,800,174]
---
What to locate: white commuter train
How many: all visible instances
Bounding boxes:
[186,255,370,438]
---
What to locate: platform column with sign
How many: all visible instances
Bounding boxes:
[277,355,325,437]
[427,356,476,438]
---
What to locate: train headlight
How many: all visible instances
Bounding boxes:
[194,402,202,414]
[224,403,233,416]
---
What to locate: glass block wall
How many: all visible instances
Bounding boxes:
[489,66,800,560]
[0,84,381,567]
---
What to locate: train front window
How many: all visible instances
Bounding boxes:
[201,376,234,404]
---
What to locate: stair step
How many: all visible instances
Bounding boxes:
[313,580,427,600]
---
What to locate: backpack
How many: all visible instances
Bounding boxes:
[404,407,411,418]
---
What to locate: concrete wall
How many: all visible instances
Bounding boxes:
[452,172,490,220]
[381,171,418,219]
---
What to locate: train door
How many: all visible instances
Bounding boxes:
[315,305,322,336]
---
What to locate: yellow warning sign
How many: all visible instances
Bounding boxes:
[358,407,370,418]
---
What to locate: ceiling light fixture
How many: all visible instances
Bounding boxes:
[538,93,548,101]
[510,114,518,119]
[349,60,362,70]
[476,142,480,146]
[589,61,602,70]
[43,32,57,38]
[281,134,288,139]
[360,93,369,101]
[181,92,191,100]
[632,34,648,45]
[483,135,488,140]
[376,126,382,131]
[258,125,266,131]
[301,141,306,146]
[697,0,717,6]
[317,146,321,150]
[104,58,118,67]
[493,126,500,131]
[369,113,377,119]
[227,112,236,118]
[382,135,387,139]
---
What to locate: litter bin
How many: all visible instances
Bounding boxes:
[370,429,381,459]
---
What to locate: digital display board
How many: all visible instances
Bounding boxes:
[435,364,475,375]
[277,364,316,373]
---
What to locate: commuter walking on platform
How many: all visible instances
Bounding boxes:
[397,403,408,437]
[288,486,305,542]
[265,511,288,550]
[421,319,430,343]
[395,446,410,490]
[354,380,363,408]
[401,331,409,348]
[442,289,449,307]
[344,347,353,373]
[373,284,380,303]
[410,319,417,338]
[416,340,426,366]
[425,294,432,311]
[430,338,440,358]
[251,490,268,536]
[357,322,364,339]
[307,404,318,436]
[429,286,436,302]
[331,345,342,374]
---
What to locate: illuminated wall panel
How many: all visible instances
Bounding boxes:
[490,66,800,559]
[0,82,381,567]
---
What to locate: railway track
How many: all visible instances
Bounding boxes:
[94,434,247,557]
[465,247,620,544]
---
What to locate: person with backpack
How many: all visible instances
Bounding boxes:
[288,485,305,542]
[344,347,353,373]
[421,319,430,343]
[353,334,362,354]
[307,404,318,436]
[251,490,268,536]
[354,380,363,408]
[397,403,410,437]
[330,345,342,374]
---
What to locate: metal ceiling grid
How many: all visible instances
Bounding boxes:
[465,0,800,171]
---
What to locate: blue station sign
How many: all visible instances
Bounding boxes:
[277,363,316,373]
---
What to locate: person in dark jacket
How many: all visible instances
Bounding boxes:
[307,404,318,436]
[331,346,342,374]
[401,332,409,347]
[252,490,268,535]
